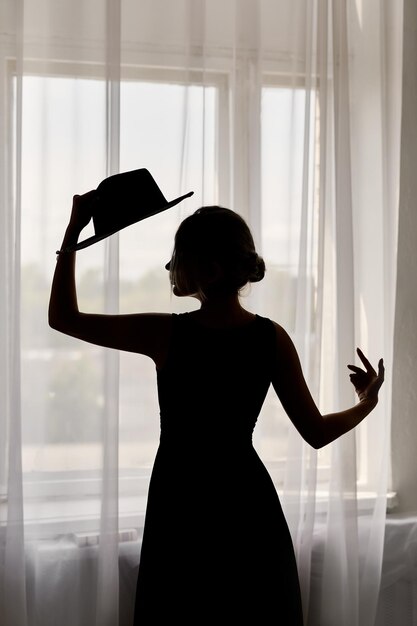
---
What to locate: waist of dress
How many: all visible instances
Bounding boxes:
[158,429,254,451]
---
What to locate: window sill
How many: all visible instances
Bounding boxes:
[0,495,146,541]
[0,490,398,541]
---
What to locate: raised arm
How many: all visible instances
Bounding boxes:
[48,191,171,364]
[271,323,384,449]
[49,191,97,330]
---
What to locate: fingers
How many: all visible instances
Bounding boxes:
[348,351,385,380]
[378,358,385,381]
[356,348,377,375]
[73,190,98,204]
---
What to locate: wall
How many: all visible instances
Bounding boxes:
[1,0,305,63]
[391,0,417,515]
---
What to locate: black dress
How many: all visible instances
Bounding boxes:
[133,313,303,624]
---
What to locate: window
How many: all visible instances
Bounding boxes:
[7,63,386,537]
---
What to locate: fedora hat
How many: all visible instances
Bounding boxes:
[66,168,194,251]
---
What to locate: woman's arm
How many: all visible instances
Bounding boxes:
[271,323,384,449]
[48,192,171,363]
[48,193,92,329]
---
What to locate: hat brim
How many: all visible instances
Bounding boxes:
[66,191,194,252]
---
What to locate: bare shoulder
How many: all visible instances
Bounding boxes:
[270,319,289,339]
[137,312,174,337]
[114,312,174,363]
[270,320,296,355]
[131,312,174,368]
[268,319,304,379]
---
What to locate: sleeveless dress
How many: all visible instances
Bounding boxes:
[133,313,303,624]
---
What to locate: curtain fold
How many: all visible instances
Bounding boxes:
[95,1,122,625]
[0,1,403,625]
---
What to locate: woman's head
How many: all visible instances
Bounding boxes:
[166,206,265,301]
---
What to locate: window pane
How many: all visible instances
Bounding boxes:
[261,86,306,271]
[20,75,217,487]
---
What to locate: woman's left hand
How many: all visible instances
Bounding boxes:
[347,348,385,403]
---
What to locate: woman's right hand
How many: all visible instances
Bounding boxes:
[347,348,385,403]
[69,190,99,233]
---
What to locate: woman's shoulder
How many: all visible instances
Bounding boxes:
[263,319,301,367]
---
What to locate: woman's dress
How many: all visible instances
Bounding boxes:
[133,312,304,624]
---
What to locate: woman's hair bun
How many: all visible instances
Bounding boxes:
[247,253,266,283]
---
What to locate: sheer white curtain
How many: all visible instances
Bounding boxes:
[0,1,403,625]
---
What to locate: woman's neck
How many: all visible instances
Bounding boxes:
[194,294,252,322]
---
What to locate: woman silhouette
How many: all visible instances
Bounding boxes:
[49,192,384,625]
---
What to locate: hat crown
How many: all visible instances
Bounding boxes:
[93,168,168,235]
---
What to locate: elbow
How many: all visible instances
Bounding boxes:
[310,426,334,449]
[49,320,63,333]
[310,437,326,450]
[48,309,59,331]
[48,307,57,330]
[309,436,324,450]
[48,307,77,335]
[48,305,63,332]
[307,420,327,450]
[48,314,65,333]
